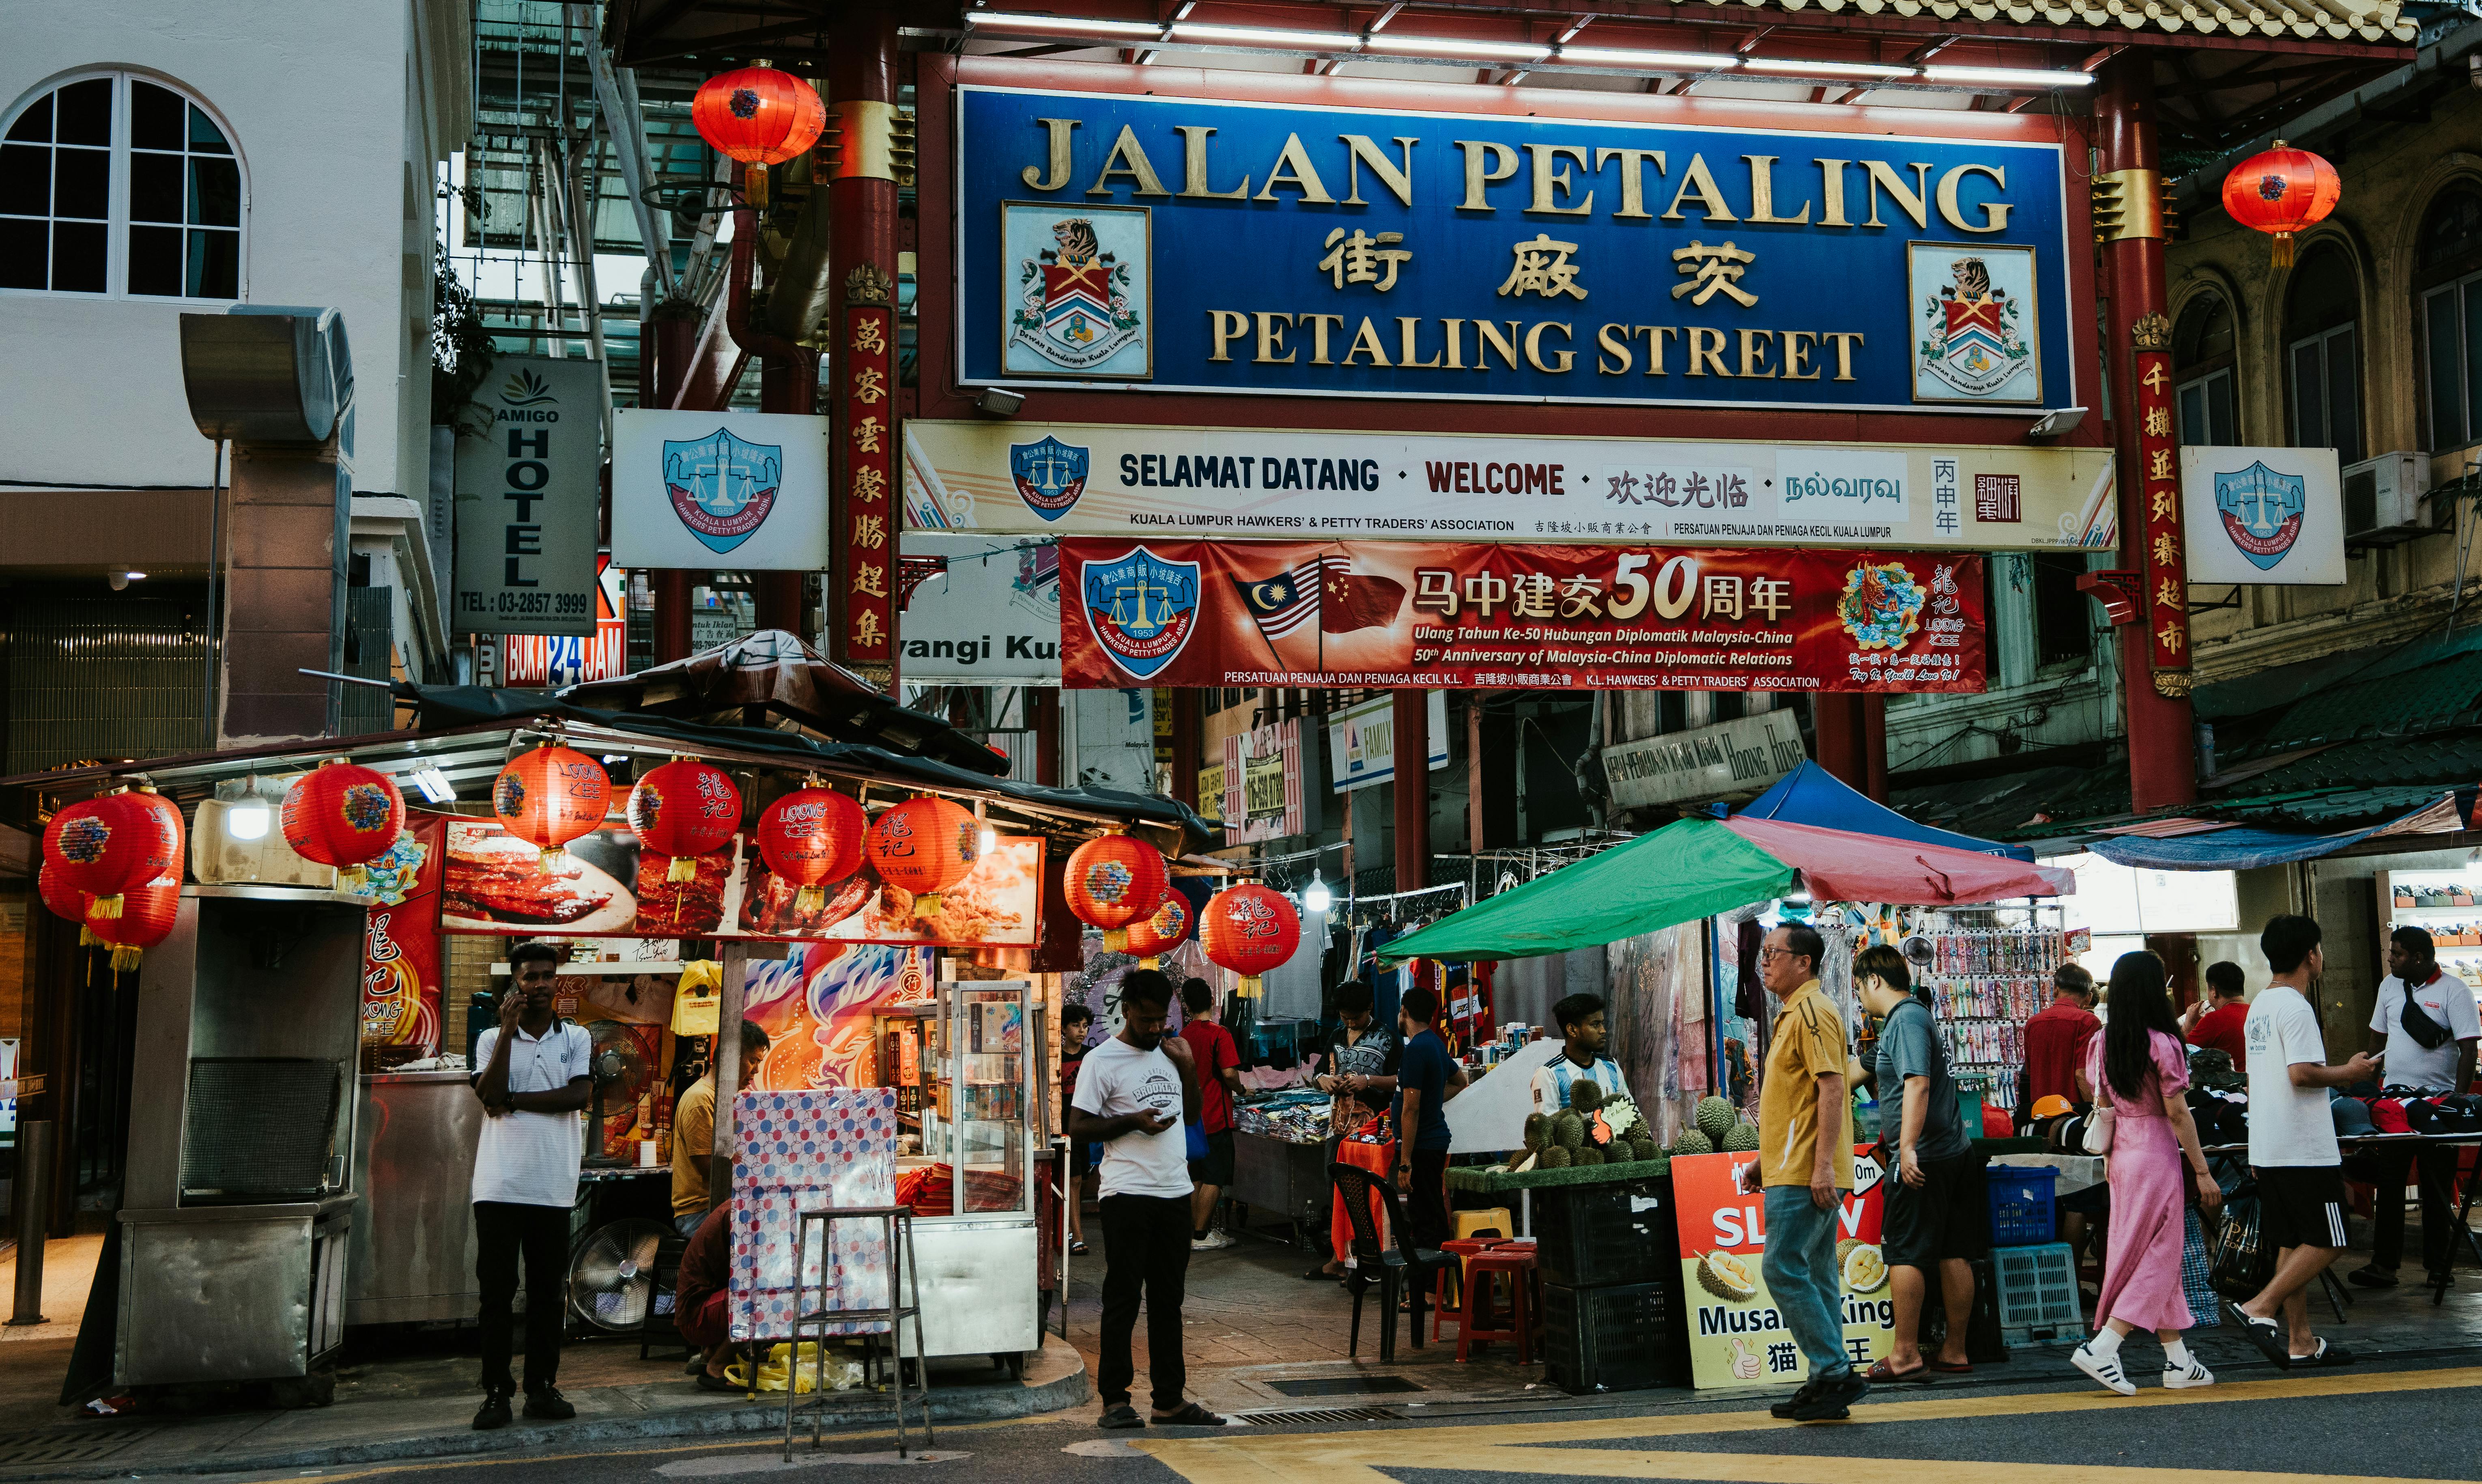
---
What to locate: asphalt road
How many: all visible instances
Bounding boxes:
[207,1360,2482,1484]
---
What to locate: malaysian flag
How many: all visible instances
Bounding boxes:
[1235,556,1325,641]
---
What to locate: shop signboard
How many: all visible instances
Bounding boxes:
[611,407,832,570]
[1061,539,1985,693]
[905,420,2116,552]
[453,356,602,636]
[954,86,2076,414]
[1672,1148,1889,1388]
[1222,718,1303,843]
[502,557,626,686]
[1327,690,1449,793]
[2179,445,2346,587]
[351,814,446,1056]
[1602,709,1807,809]
[740,944,934,1092]
[897,533,1062,682]
[1196,762,1225,823]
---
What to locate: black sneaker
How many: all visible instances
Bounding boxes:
[472,1391,513,1430]
[1792,1372,1869,1422]
[2429,1271,2457,1291]
[2347,1265,2398,1288]
[522,1386,576,1421]
[1769,1380,1818,1419]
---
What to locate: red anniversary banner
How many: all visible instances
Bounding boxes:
[1060,540,1984,693]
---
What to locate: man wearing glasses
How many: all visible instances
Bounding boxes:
[1755,923,1865,1421]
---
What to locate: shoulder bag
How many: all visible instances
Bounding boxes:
[2400,983,2454,1051]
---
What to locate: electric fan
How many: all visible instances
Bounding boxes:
[568,1217,674,1332]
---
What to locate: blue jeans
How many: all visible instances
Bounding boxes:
[1762,1184,1851,1381]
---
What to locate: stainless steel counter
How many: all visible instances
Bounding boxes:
[348,1070,484,1325]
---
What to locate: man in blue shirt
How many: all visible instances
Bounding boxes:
[1393,985,1468,1307]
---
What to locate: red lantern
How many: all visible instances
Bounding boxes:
[691,66,826,209]
[1199,883,1301,999]
[755,784,868,913]
[282,758,406,884]
[2221,140,2340,269]
[45,785,183,922]
[866,796,981,918]
[629,758,743,883]
[1063,833,1170,952]
[1121,890,1192,968]
[91,871,179,973]
[493,744,611,865]
[38,860,97,945]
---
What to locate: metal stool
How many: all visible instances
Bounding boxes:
[787,1204,931,1460]
[1457,1247,1536,1364]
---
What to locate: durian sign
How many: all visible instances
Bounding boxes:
[1672,1148,1888,1389]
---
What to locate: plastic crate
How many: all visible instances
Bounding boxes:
[1540,1280,1688,1394]
[1529,1180,1680,1288]
[1992,1241,2081,1340]
[1986,1163,2059,1246]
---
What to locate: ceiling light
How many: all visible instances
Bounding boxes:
[964,11,1164,37]
[1920,65,2095,86]
[1168,22,1360,47]
[409,767,456,804]
[1558,45,1737,70]
[1364,34,1549,60]
[226,798,271,841]
[1302,871,1333,914]
[1741,58,1913,77]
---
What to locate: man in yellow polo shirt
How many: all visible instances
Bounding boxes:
[1755,921,1862,1422]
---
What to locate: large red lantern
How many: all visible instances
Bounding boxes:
[1063,833,1170,951]
[2221,140,2340,269]
[755,784,868,913]
[38,861,97,945]
[91,871,179,973]
[1199,883,1301,999]
[691,66,826,209]
[1121,890,1192,968]
[45,785,183,922]
[866,796,980,918]
[282,758,406,884]
[493,743,611,865]
[629,758,743,882]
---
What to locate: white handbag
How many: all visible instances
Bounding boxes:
[2082,1103,2116,1155]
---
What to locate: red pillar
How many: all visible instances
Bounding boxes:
[649,310,697,664]
[2098,58,2198,812]
[1030,688,1061,787]
[1393,689,1429,889]
[827,5,903,689]
[1861,695,1888,802]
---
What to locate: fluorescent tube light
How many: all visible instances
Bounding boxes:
[1168,22,1362,47]
[965,11,1165,37]
[1740,58,1913,77]
[1920,65,2095,86]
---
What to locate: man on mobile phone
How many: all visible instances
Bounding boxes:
[2351,927,2478,1290]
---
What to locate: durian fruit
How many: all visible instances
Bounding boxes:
[1836,1237,1865,1267]
[1695,1250,1759,1301]
[1569,1079,1605,1112]
[1623,1117,1651,1144]
[1671,1129,1715,1157]
[1540,1146,1573,1169]
[1694,1095,1739,1143]
[1575,1146,1605,1167]
[1629,1137,1660,1164]
[1522,1112,1551,1152]
[1842,1242,1889,1294]
[1722,1120,1761,1153]
[1552,1110,1586,1150]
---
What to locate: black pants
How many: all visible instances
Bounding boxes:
[1097,1194,1191,1410]
[475,1200,570,1394]
[1407,1148,1450,1309]
[2370,1142,2460,1275]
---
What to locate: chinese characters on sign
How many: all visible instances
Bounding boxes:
[2129,314,2189,695]
[842,267,897,681]
[1317,228,1411,291]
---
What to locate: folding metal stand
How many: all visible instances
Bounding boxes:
[2407,1136,2482,1307]
[786,1204,931,1460]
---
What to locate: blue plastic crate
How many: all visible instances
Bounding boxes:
[1986,1163,2059,1246]
[1993,1241,2081,1339]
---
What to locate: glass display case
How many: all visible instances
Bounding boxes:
[2379,868,2482,989]
[920,981,1032,1215]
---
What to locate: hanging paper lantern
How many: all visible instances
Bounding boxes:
[90,871,180,973]
[866,796,980,919]
[45,785,183,922]
[690,66,826,210]
[38,861,98,946]
[1199,883,1301,999]
[755,784,868,913]
[1121,890,1192,968]
[629,758,743,883]
[281,758,406,885]
[1063,833,1170,952]
[2221,140,2340,269]
[492,743,611,865]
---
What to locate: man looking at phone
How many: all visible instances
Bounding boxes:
[2353,926,2478,1290]
[1066,969,1224,1430]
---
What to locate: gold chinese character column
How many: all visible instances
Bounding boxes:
[842,268,896,678]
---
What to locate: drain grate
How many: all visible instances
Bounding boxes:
[1233,1406,1402,1426]
[0,1427,161,1465]
[1263,1375,1426,1398]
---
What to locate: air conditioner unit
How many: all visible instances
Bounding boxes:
[2342,451,2431,545]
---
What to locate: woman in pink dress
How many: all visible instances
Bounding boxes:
[2070,951,2224,1394]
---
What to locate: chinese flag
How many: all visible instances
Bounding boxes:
[1319,563,1404,634]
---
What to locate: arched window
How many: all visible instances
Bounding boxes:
[1,73,241,299]
[2416,186,2482,451]
[2172,292,2237,447]
[2285,242,2362,465]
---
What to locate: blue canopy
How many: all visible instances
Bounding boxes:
[2086,824,2394,872]
[1740,760,2036,862]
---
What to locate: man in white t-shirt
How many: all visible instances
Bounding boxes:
[2352,925,2479,1289]
[469,941,593,1430]
[2230,915,2376,1370]
[1067,968,1224,1430]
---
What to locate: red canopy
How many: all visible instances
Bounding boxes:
[1721,816,2073,906]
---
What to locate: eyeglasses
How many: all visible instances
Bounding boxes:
[1757,948,1800,963]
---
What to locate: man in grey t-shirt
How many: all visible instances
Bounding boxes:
[1856,945,1983,1381]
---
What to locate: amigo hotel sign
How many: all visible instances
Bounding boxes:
[955,86,2076,414]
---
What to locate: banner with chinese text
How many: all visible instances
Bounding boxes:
[1673,1149,1889,1389]
[357,814,446,1055]
[1061,539,1984,693]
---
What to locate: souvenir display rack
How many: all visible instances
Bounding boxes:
[1918,918,2070,1116]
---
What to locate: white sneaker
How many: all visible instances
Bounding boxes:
[1191,1231,1234,1250]
[2162,1357,2217,1389]
[2071,1344,2136,1396]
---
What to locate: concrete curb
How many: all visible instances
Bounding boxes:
[2,1355,1090,1482]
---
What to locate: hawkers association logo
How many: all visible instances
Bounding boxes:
[1005,203,1149,378]
[1082,546,1198,681]
[1918,255,2030,397]
[1010,436,1089,521]
[2214,460,2308,570]
[662,427,781,555]
[499,368,557,407]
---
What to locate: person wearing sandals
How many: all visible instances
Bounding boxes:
[1852,945,1982,1384]
[2065,951,2224,1394]
[2229,915,2377,1370]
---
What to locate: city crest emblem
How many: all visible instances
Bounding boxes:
[1003,203,1151,379]
[662,427,781,555]
[2213,460,2307,571]
[1081,546,1199,681]
[1909,245,2040,405]
[1009,436,1090,522]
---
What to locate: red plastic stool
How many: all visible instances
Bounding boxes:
[1432,1237,1503,1342]
[1456,1247,1536,1363]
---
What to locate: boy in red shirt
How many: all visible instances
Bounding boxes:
[2183,960,2250,1072]
[1178,978,1246,1250]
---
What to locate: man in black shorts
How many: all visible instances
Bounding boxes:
[1855,944,1983,1379]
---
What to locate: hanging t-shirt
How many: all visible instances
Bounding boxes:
[2245,984,2339,1168]
[2368,971,2481,1092]
[1071,1035,1194,1200]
